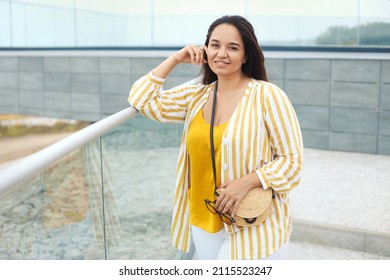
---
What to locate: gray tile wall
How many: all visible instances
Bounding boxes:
[0,55,389,155]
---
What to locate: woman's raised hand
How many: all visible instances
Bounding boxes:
[153,45,207,79]
[174,45,207,65]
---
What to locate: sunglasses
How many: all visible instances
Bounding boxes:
[204,198,236,225]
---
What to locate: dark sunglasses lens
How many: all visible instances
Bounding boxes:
[205,200,217,214]
[204,199,235,224]
[220,214,233,224]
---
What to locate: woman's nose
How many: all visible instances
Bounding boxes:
[217,47,228,57]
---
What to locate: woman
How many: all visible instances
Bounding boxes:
[128,15,303,260]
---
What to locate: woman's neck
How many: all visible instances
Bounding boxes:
[216,73,248,94]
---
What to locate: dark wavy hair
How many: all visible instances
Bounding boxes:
[202,15,268,84]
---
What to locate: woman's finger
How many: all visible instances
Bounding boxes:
[194,45,207,65]
[193,46,202,65]
[187,46,196,64]
[221,199,234,214]
[217,192,235,213]
[199,46,207,64]
[219,182,228,189]
[231,201,240,217]
[215,191,223,208]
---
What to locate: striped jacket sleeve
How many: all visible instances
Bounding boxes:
[128,71,198,123]
[256,83,303,193]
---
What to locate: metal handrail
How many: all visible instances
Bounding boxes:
[0,107,138,196]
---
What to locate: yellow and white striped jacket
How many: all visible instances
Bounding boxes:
[128,71,303,259]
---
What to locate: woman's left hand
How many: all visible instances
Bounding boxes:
[215,178,251,217]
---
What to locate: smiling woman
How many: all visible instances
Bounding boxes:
[127,15,303,260]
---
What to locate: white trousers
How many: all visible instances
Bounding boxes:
[191,225,288,260]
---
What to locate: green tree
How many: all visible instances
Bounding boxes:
[316,22,390,46]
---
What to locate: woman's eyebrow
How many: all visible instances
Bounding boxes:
[210,39,240,47]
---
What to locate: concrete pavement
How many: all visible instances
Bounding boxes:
[288,148,390,259]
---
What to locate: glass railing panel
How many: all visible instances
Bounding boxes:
[101,116,182,259]
[0,138,105,259]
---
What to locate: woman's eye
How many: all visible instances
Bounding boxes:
[211,44,219,48]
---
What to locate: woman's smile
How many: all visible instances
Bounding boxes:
[214,60,230,66]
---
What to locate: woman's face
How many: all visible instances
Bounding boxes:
[206,23,246,79]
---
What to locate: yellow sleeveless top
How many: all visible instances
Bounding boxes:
[186,108,229,233]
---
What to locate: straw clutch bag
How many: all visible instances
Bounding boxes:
[215,187,273,226]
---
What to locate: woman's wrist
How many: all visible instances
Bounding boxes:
[241,172,262,191]
[153,54,180,79]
